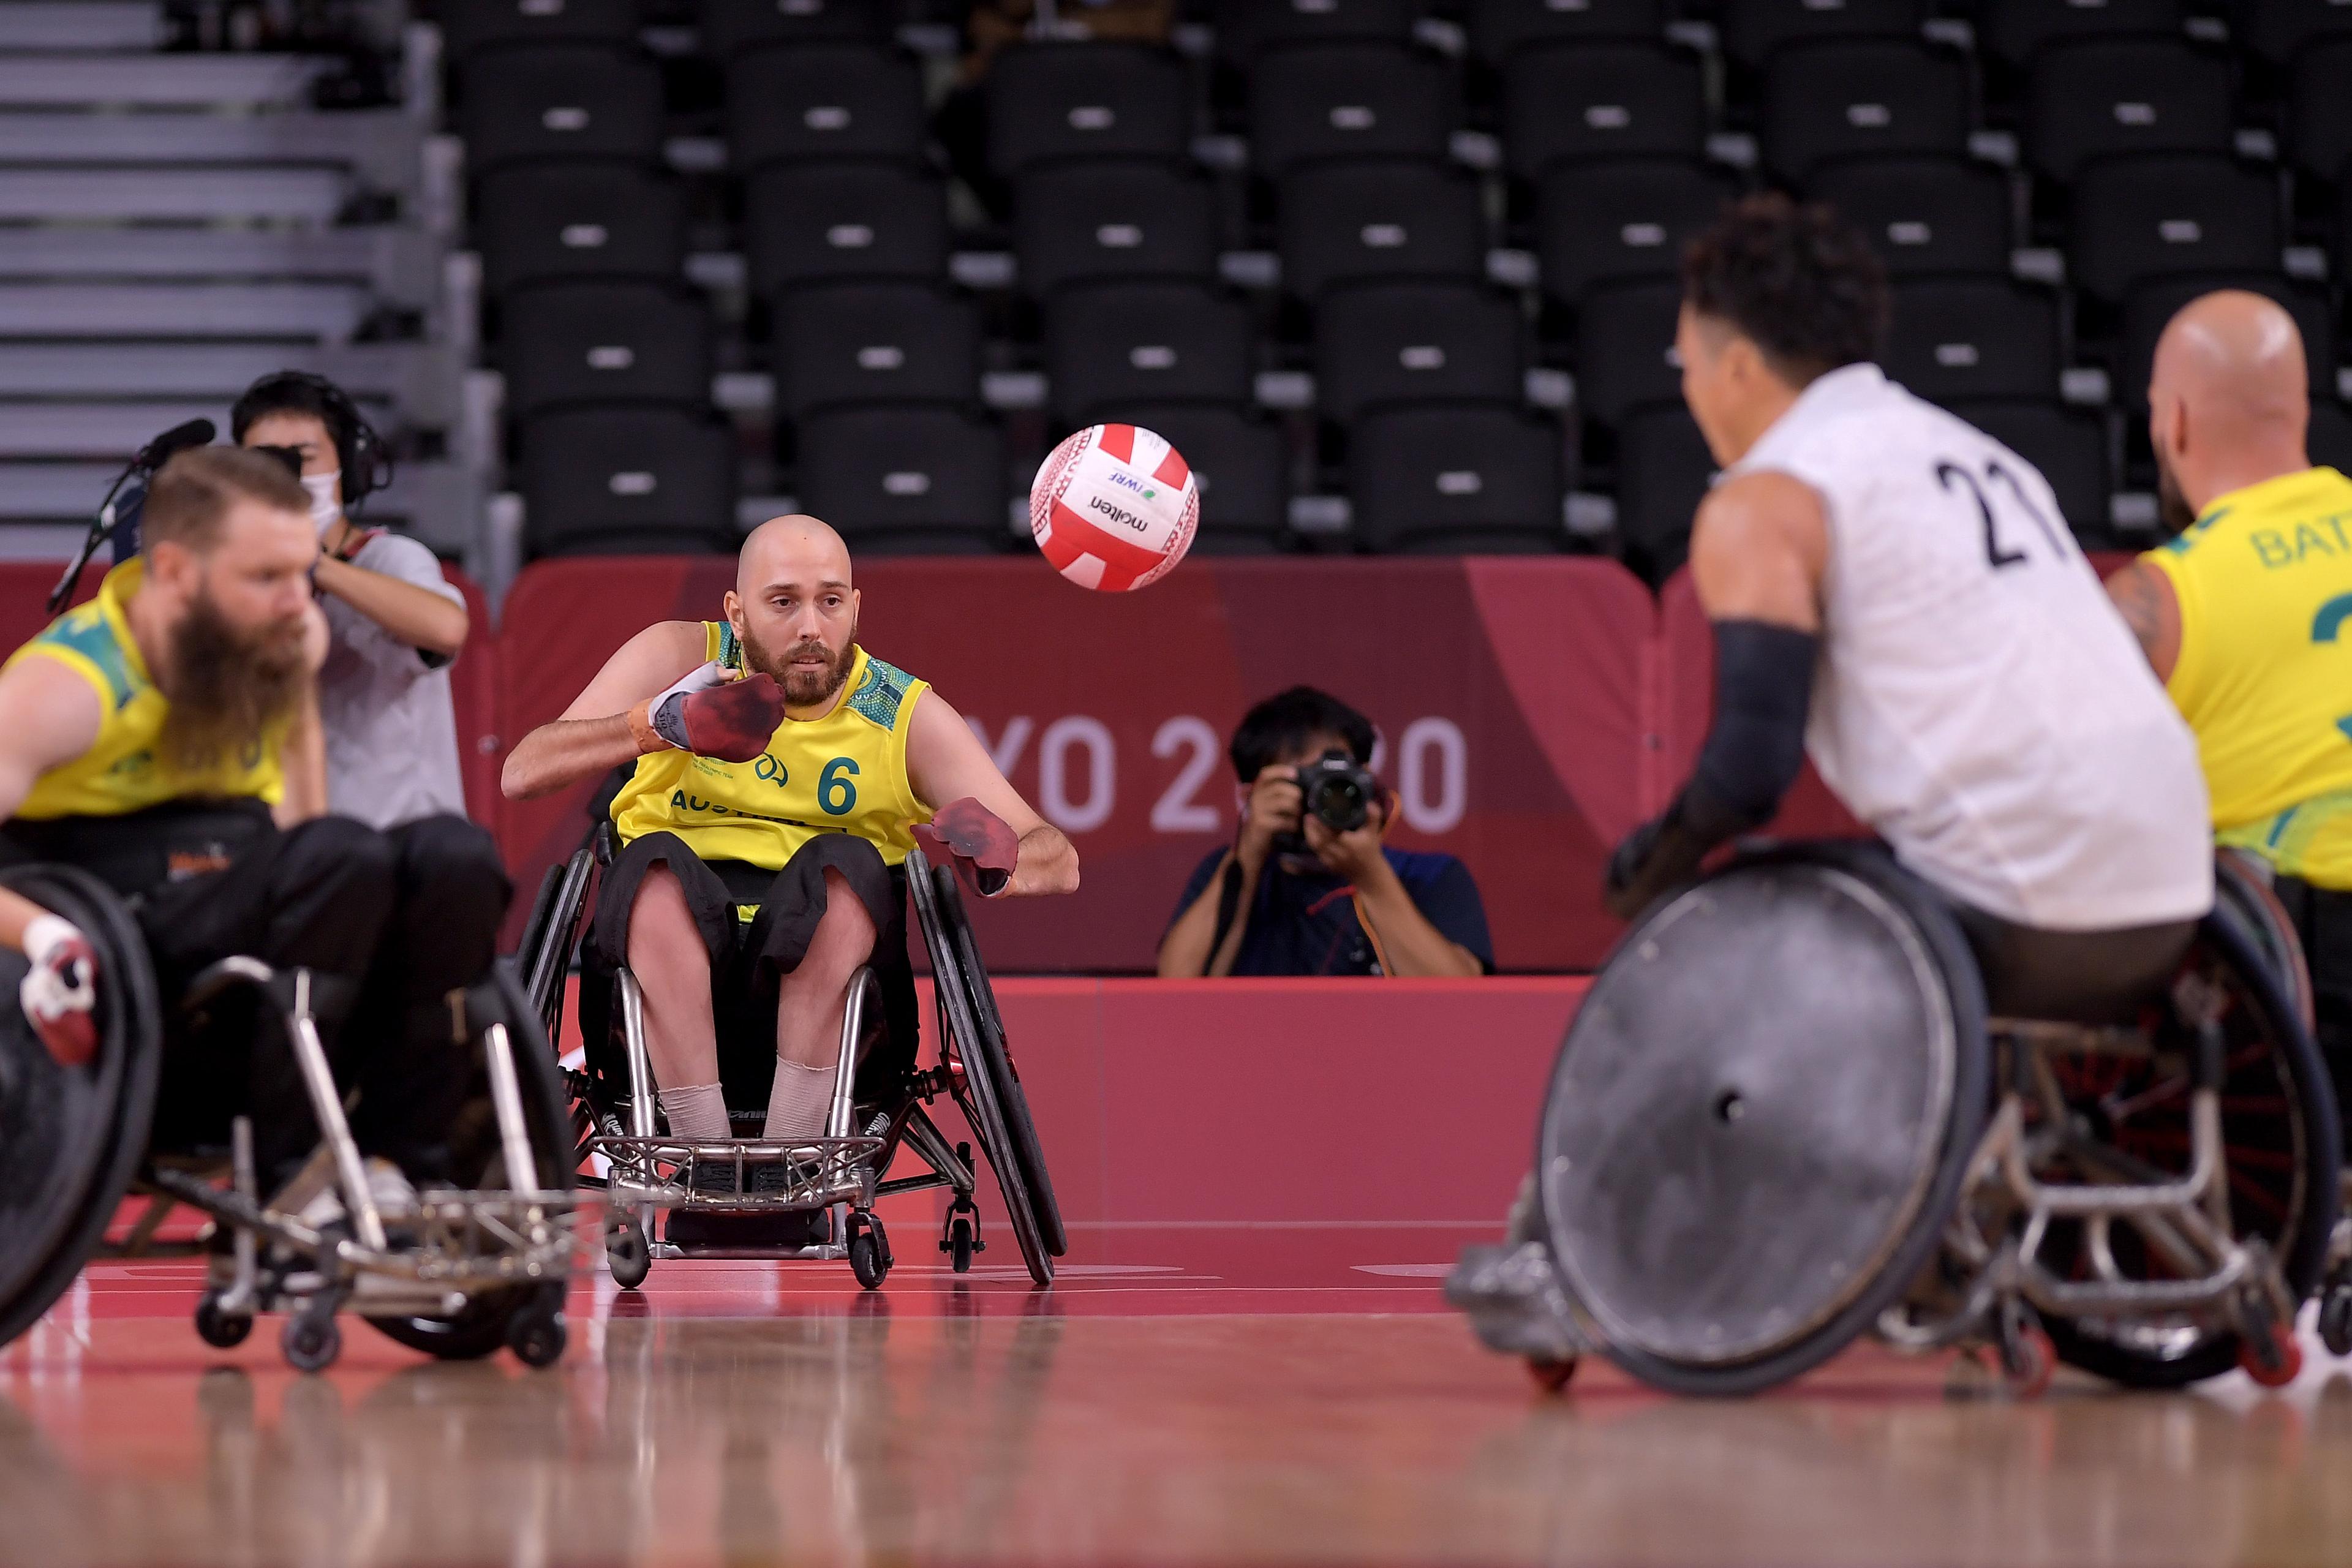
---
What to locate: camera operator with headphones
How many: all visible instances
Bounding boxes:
[232,372,470,828]
[1156,687,1493,978]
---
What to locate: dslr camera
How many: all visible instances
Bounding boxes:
[1291,749,1379,838]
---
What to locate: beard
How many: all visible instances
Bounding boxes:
[2154,445,2198,537]
[742,621,856,707]
[156,588,310,774]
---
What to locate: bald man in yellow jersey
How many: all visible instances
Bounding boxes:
[2107,290,2352,1103]
[504,516,1077,1235]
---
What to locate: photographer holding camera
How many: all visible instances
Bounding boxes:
[1157,688,1492,978]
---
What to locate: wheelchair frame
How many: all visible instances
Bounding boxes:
[518,822,1066,1289]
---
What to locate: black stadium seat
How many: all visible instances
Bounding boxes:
[2309,398,2352,475]
[1466,0,1667,68]
[1249,44,1461,178]
[476,162,688,298]
[985,44,1192,179]
[1978,0,2184,72]
[1807,157,2011,278]
[2289,39,2352,184]
[1045,283,1256,423]
[1349,406,1566,553]
[1760,42,1972,184]
[440,0,638,61]
[1014,160,1219,298]
[1536,159,1738,304]
[743,163,948,297]
[1278,160,1486,300]
[2027,39,2234,184]
[499,282,714,420]
[1883,279,2061,402]
[2115,274,2336,413]
[1953,400,2112,541]
[1613,404,1716,585]
[1574,277,1686,429]
[458,46,665,173]
[2241,0,2352,67]
[1504,43,1708,181]
[2068,155,2280,306]
[696,0,892,57]
[521,406,737,557]
[725,45,928,171]
[1718,0,1929,71]
[772,282,983,421]
[1314,282,1525,425]
[1099,402,1293,549]
[793,405,1009,554]
[1212,0,1422,64]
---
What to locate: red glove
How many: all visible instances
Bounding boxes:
[629,662,785,765]
[913,797,1019,900]
[20,913,97,1068]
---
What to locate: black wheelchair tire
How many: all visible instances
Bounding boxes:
[367,962,577,1362]
[1540,844,1993,1396]
[939,868,1068,1259]
[0,866,163,1349]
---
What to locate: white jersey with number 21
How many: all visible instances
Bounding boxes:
[1726,363,2212,930]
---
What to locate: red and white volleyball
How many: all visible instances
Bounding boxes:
[1028,423,1199,593]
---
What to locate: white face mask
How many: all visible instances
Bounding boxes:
[301,470,342,535]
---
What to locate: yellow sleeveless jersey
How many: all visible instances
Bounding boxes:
[609,627,932,870]
[2143,466,2352,889]
[1,558,285,819]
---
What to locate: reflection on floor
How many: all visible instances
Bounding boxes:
[5,1224,2351,1568]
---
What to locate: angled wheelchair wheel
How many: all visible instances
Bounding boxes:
[367,961,576,1362]
[0,865,163,1348]
[910,859,1061,1286]
[1537,845,1991,1396]
[2214,848,2316,1036]
[518,837,596,1050]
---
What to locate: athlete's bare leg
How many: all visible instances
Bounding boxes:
[766,867,878,1139]
[625,867,728,1140]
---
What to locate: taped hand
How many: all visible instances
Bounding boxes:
[631,662,785,764]
[913,797,1020,900]
[20,913,97,1068]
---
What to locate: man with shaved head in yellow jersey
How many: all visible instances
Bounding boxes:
[2107,290,2352,1111]
[504,516,1078,1242]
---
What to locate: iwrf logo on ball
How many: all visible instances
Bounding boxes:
[1031,423,1200,594]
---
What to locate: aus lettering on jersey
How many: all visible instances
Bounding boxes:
[2250,513,2352,568]
[665,789,813,831]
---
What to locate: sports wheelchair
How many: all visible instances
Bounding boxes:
[0,864,585,1373]
[1450,844,2346,1396]
[514,820,1066,1290]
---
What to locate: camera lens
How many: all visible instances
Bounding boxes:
[1310,776,1368,833]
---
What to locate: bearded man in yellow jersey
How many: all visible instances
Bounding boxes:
[0,447,515,1199]
[2106,290,2352,1107]
[503,516,1078,1224]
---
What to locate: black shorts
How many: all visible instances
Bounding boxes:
[581,830,920,1109]
[2275,876,2352,1076]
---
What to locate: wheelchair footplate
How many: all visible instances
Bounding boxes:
[593,1133,895,1281]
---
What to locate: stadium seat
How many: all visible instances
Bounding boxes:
[1314,282,1525,425]
[2240,0,2352,67]
[772,282,983,421]
[1212,0,1422,64]
[696,0,892,56]
[1718,0,1929,71]
[1759,42,1972,185]
[1612,404,1715,585]
[793,405,1009,554]
[439,0,639,60]
[2067,155,2280,306]
[2309,397,2352,473]
[2288,39,2352,184]
[1045,283,1256,423]
[1099,402,1294,549]
[1953,399,2112,541]
[984,44,1192,180]
[2115,274,2336,413]
[1249,44,1461,179]
[1503,43,1708,182]
[1806,157,2012,278]
[1536,159,1739,304]
[1574,277,1686,429]
[520,406,737,557]
[475,162,688,298]
[499,282,714,420]
[1348,405,1567,552]
[725,45,927,172]
[742,163,948,298]
[1278,160,1486,300]
[2027,39,2233,184]
[1883,279,2062,402]
[458,45,665,173]
[1013,160,1219,298]
[1978,0,2185,72]
[1465,0,1668,69]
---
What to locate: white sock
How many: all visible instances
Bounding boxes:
[657,1082,730,1143]
[764,1059,835,1142]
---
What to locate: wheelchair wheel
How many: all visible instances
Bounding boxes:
[2215,848,2316,1035]
[2037,897,2340,1389]
[518,840,595,1048]
[0,865,163,1349]
[940,868,1066,1259]
[367,962,576,1362]
[1537,845,1991,1396]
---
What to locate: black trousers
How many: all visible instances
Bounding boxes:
[1950,902,2198,1024]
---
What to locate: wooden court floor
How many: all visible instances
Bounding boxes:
[3,1224,2350,1568]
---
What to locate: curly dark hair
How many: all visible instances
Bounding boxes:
[1681,193,1889,384]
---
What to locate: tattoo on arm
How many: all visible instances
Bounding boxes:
[2109,564,2169,662]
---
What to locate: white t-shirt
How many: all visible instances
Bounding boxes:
[317,530,470,829]
[1727,363,2212,930]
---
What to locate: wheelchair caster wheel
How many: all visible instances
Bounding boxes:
[195,1294,251,1350]
[281,1305,342,1374]
[2321,1292,2352,1359]
[2239,1317,2304,1388]
[1526,1357,1578,1394]
[1998,1325,2055,1400]
[945,1213,976,1274]
[848,1216,890,1291]
[608,1219,650,1289]
[506,1300,567,1369]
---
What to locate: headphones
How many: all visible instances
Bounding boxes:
[232,370,395,506]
